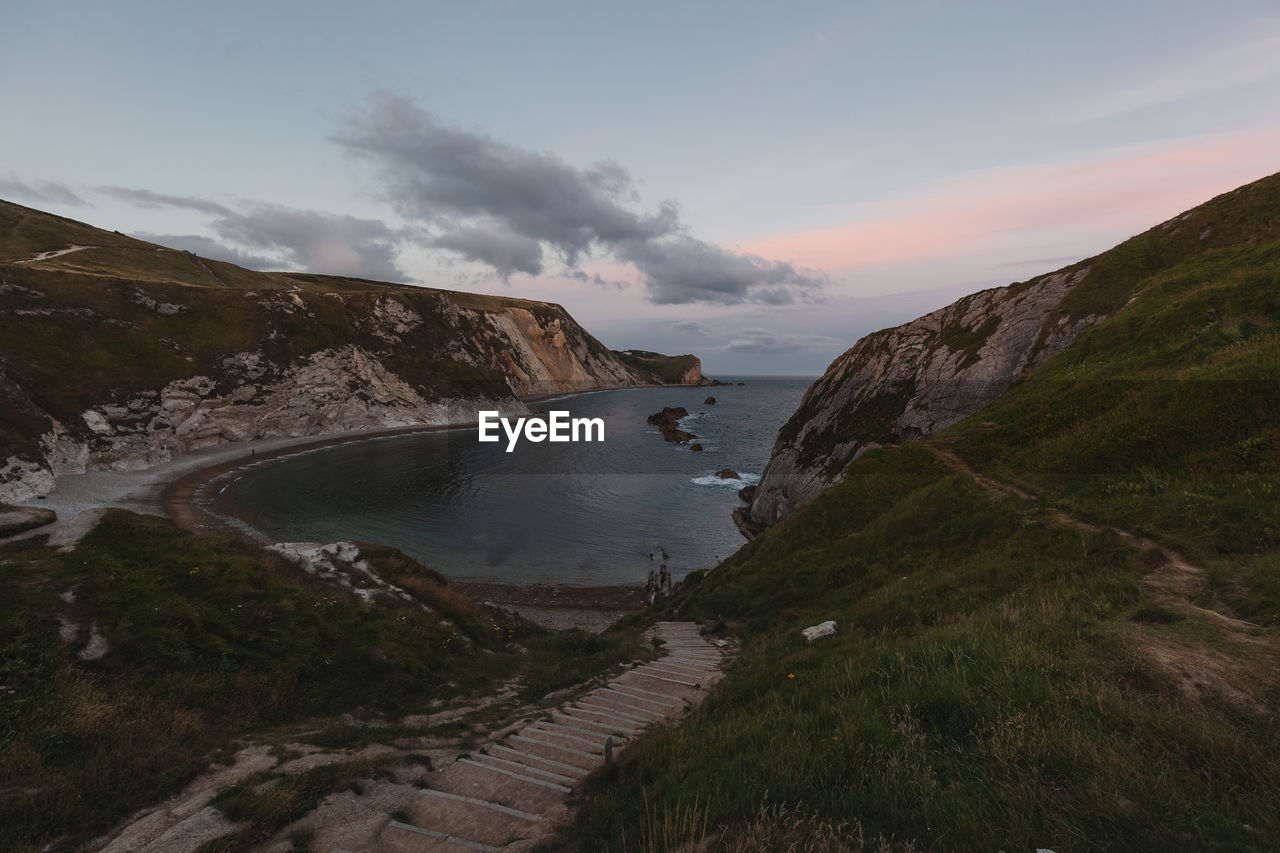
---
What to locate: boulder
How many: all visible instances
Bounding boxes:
[715,468,740,480]
[704,396,717,405]
[801,620,837,643]
[738,484,756,503]
[647,406,696,442]
[690,442,704,452]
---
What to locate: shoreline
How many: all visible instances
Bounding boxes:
[17,381,708,630]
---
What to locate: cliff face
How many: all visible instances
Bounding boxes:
[748,171,1280,528]
[748,268,1099,526]
[0,201,701,501]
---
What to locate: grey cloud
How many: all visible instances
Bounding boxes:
[433,223,544,278]
[133,232,278,269]
[618,236,823,306]
[712,327,848,354]
[98,186,233,216]
[210,205,407,281]
[0,177,87,207]
[335,92,821,305]
[106,187,408,281]
[671,320,711,335]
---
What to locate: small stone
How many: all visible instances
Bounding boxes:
[801,620,837,643]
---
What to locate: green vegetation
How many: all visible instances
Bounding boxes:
[551,179,1280,851]
[613,349,702,384]
[0,512,646,851]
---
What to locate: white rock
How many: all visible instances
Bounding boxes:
[802,620,837,643]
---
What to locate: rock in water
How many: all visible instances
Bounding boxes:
[802,620,837,643]
[647,406,696,442]
[738,484,756,503]
[715,468,740,480]
[690,442,704,452]
[704,396,717,404]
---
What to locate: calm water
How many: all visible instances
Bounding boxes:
[209,377,812,585]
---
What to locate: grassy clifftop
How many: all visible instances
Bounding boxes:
[555,179,1280,850]
[1,513,647,850]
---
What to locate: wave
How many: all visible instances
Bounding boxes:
[690,472,760,488]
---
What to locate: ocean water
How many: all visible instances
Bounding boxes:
[211,377,812,585]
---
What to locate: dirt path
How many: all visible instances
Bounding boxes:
[923,443,1233,611]
[14,244,96,264]
[924,443,1278,716]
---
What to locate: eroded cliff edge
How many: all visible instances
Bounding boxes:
[0,200,704,501]
[746,172,1280,529]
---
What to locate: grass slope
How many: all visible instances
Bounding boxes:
[551,183,1280,851]
[0,513,645,851]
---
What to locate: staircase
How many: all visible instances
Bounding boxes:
[334,622,725,852]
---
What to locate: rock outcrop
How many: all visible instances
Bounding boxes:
[747,170,1280,529]
[647,407,696,443]
[748,266,1100,527]
[0,200,704,501]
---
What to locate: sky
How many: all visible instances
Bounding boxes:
[2,1,1278,375]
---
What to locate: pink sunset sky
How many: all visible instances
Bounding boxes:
[3,2,1279,372]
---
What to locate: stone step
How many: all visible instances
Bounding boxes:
[509,733,601,761]
[550,708,637,737]
[578,696,660,722]
[487,744,588,777]
[587,688,669,714]
[577,696,664,721]
[509,727,599,753]
[467,752,577,784]
[455,758,572,793]
[396,788,547,851]
[620,669,700,688]
[597,687,679,712]
[607,682,688,703]
[381,819,499,852]
[430,761,568,814]
[493,735,596,772]
[531,720,624,745]
[521,724,608,753]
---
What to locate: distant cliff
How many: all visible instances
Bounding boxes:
[747,171,1280,529]
[0,200,701,501]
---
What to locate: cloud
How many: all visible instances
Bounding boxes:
[618,236,822,305]
[1072,32,1280,122]
[334,91,821,304]
[0,177,87,207]
[211,205,407,281]
[98,186,233,216]
[133,232,278,269]
[105,188,409,280]
[708,327,847,354]
[432,222,544,278]
[671,319,711,335]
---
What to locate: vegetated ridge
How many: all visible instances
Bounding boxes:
[747,171,1280,529]
[0,200,706,501]
[550,171,1280,850]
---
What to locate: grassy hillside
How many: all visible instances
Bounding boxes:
[0,513,646,851]
[552,183,1280,850]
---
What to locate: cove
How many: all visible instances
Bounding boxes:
[205,378,811,586]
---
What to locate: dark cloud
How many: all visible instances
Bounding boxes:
[106,189,408,281]
[0,177,87,207]
[98,186,233,216]
[335,92,822,305]
[670,320,711,335]
[712,327,847,354]
[133,232,278,269]
[618,236,822,305]
[432,222,544,278]
[210,205,407,281]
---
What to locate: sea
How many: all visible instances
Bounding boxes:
[208,376,813,586]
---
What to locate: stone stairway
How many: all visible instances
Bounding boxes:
[334,622,724,852]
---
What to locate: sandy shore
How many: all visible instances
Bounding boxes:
[14,417,653,632]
